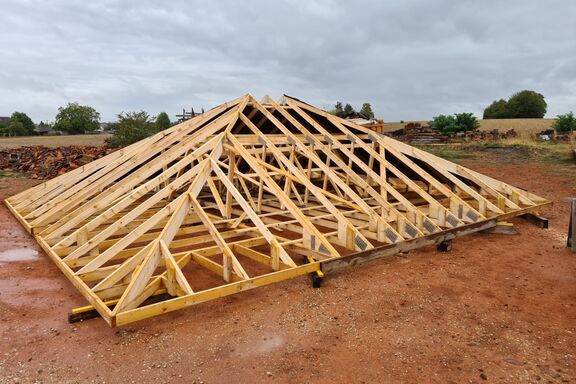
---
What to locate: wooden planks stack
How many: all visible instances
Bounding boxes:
[4,94,551,326]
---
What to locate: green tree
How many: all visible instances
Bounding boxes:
[155,112,171,131]
[483,90,547,119]
[330,101,344,116]
[430,113,479,136]
[483,99,509,119]
[5,120,26,136]
[54,102,100,134]
[106,111,156,148]
[360,102,375,119]
[343,103,355,116]
[506,90,547,118]
[8,112,35,135]
[507,90,548,119]
[552,112,576,134]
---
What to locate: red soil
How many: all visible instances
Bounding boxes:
[0,150,575,384]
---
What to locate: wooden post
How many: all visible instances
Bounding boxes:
[568,198,576,252]
[226,153,236,219]
[379,143,387,201]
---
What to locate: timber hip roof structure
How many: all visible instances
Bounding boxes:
[5,94,550,326]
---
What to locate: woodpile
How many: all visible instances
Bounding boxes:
[390,123,451,144]
[537,129,573,142]
[0,146,113,179]
[457,129,518,141]
[390,123,519,144]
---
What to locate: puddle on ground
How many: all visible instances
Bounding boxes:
[232,334,285,357]
[0,248,39,262]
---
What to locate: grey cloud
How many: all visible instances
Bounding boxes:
[0,0,575,123]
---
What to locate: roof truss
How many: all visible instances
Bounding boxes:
[5,94,550,326]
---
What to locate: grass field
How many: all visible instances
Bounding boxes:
[0,134,112,149]
[383,118,556,137]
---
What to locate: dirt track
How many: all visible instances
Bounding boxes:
[0,149,575,384]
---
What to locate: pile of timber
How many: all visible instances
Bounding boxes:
[537,129,573,142]
[391,123,519,144]
[457,129,518,141]
[0,145,113,179]
[391,123,451,144]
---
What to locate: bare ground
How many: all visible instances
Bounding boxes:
[0,148,575,384]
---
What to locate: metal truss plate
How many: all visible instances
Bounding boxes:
[447,215,459,227]
[355,235,368,251]
[405,224,418,238]
[466,210,479,222]
[423,219,436,233]
[386,228,398,243]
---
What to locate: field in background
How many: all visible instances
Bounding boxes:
[417,140,574,164]
[0,134,112,149]
[383,118,556,137]
[0,119,559,148]
[477,118,555,136]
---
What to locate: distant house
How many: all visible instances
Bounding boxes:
[0,116,10,126]
[344,113,385,134]
[99,122,115,134]
[35,123,54,135]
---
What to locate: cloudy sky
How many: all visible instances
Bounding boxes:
[1,0,575,123]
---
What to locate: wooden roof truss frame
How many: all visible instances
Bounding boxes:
[5,94,550,326]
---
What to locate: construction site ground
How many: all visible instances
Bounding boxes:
[0,145,575,384]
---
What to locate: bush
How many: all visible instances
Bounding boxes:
[552,112,576,134]
[106,111,156,148]
[430,113,479,136]
[454,112,480,132]
[429,115,457,135]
